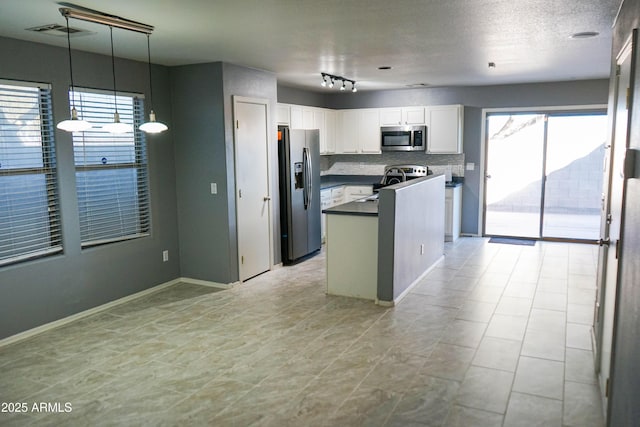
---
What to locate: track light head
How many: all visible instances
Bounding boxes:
[320,73,357,93]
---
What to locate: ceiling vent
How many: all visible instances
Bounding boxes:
[26,24,92,37]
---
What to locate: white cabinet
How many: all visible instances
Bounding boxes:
[321,189,332,243]
[427,105,464,154]
[290,105,303,129]
[344,185,373,202]
[324,110,336,154]
[336,110,359,153]
[283,103,336,154]
[336,109,381,154]
[445,186,462,242]
[290,105,314,130]
[330,186,345,206]
[379,107,426,126]
[359,109,381,153]
[321,186,346,243]
[276,104,290,125]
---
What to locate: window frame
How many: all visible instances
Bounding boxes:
[70,87,151,248]
[0,79,62,266]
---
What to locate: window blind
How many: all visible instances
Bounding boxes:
[71,89,150,246]
[0,81,61,266]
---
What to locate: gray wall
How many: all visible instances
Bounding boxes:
[278,79,610,235]
[0,37,180,339]
[377,175,445,302]
[170,63,228,281]
[170,62,278,283]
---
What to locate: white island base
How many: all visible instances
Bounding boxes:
[326,214,378,300]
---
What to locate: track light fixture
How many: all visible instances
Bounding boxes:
[320,73,357,93]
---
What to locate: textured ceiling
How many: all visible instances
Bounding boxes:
[0,0,622,91]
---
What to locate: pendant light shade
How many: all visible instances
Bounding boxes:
[140,34,168,134]
[57,16,91,132]
[103,26,132,134]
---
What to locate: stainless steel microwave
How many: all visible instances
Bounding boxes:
[380,125,427,152]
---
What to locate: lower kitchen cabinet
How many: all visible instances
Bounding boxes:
[445,186,462,241]
[321,189,332,243]
[344,185,373,202]
[321,185,372,242]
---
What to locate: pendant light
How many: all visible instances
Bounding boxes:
[139,34,168,134]
[102,26,132,134]
[57,16,92,132]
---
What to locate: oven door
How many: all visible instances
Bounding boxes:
[381,127,412,151]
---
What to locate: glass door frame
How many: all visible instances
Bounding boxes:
[480,105,608,243]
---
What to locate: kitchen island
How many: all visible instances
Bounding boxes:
[323,174,445,305]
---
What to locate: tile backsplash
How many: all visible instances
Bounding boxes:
[320,153,465,177]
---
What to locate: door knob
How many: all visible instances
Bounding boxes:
[263,196,271,201]
[486,174,492,179]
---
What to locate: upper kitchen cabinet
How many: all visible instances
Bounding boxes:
[290,105,314,129]
[426,105,464,154]
[323,110,336,154]
[379,107,426,126]
[336,109,381,154]
[279,104,336,154]
[277,104,291,125]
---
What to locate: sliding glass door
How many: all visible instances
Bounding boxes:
[485,114,545,238]
[484,111,607,241]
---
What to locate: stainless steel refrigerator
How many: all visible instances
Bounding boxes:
[278,126,321,264]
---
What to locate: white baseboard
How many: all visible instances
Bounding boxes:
[376,255,445,307]
[0,278,185,348]
[179,277,236,289]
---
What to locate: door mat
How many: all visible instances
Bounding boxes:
[488,237,536,246]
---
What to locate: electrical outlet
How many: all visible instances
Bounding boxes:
[162,250,169,262]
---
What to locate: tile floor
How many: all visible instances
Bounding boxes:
[0,238,605,426]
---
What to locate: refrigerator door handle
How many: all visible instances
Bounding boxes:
[305,147,313,207]
[302,147,309,209]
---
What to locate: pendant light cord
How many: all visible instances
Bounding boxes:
[65,16,76,109]
[109,26,118,114]
[146,34,154,112]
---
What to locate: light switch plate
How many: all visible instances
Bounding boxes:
[466,163,475,171]
[210,183,217,194]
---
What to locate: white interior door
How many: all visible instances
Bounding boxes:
[234,97,271,281]
[594,35,633,414]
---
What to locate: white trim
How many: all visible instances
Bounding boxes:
[479,104,608,237]
[179,277,237,289]
[0,278,181,348]
[375,255,444,307]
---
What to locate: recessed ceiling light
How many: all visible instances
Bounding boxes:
[378,66,392,70]
[570,31,599,39]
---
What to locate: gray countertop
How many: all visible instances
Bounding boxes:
[323,199,379,216]
[321,174,463,190]
[320,175,383,190]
